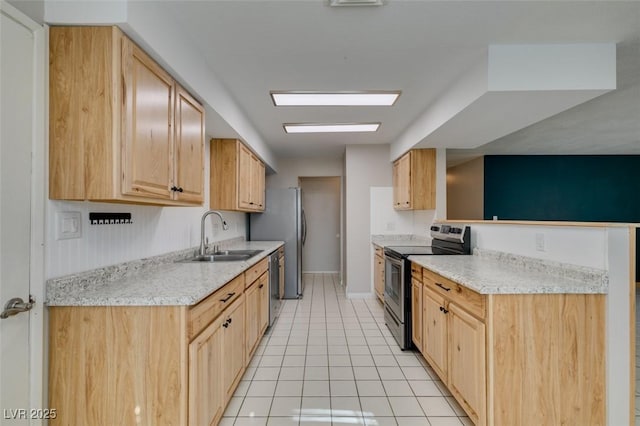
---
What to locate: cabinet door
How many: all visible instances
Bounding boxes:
[222,295,246,401]
[237,144,253,209]
[392,161,400,208]
[244,282,260,361]
[398,153,411,208]
[189,316,224,426]
[411,278,423,353]
[174,85,204,204]
[422,286,448,381]
[253,157,265,211]
[448,303,486,426]
[121,37,174,200]
[258,272,269,335]
[374,254,385,301]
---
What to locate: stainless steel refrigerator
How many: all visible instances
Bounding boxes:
[249,187,306,299]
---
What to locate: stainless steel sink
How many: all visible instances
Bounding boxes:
[178,249,262,263]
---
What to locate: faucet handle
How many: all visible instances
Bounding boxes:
[213,244,219,254]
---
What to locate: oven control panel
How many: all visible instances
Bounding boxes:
[430,224,468,242]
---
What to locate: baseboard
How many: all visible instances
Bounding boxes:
[303,270,340,274]
[346,292,375,299]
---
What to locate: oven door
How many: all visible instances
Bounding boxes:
[384,253,404,321]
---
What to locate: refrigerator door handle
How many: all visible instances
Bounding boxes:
[301,208,307,246]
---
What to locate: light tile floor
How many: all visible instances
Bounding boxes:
[221,273,474,426]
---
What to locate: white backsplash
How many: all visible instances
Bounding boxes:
[370,187,436,237]
[46,200,246,279]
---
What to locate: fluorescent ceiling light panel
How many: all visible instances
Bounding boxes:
[271,91,400,106]
[283,123,381,133]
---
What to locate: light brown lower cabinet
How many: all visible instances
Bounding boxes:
[245,271,269,361]
[448,302,486,425]
[373,245,385,302]
[413,263,606,426]
[49,260,276,426]
[422,286,448,382]
[411,277,423,352]
[222,296,247,403]
[189,314,225,426]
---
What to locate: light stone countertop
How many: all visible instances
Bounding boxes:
[371,234,431,248]
[409,249,608,295]
[46,241,284,306]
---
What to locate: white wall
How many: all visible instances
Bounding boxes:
[46,142,246,279]
[266,157,343,189]
[370,187,436,238]
[345,145,393,297]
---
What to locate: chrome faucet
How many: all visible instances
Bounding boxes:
[200,210,229,256]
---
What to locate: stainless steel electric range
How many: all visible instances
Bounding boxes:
[384,224,471,350]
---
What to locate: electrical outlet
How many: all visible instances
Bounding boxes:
[535,233,545,252]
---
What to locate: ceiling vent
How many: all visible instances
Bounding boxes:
[329,0,385,6]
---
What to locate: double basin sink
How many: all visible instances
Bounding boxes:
[179,249,263,263]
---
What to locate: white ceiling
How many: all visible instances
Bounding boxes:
[158,0,640,160]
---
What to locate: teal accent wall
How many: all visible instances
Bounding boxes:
[484,155,640,280]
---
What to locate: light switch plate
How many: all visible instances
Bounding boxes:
[56,211,82,240]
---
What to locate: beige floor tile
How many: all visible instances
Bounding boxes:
[270,396,302,417]
[417,397,457,417]
[359,396,394,417]
[238,397,273,417]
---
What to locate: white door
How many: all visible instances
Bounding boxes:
[0,3,42,422]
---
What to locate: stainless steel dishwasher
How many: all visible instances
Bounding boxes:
[268,250,281,326]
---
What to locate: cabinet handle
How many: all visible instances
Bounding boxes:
[171,186,179,192]
[435,283,451,292]
[177,187,184,193]
[222,321,229,328]
[227,318,232,325]
[439,306,449,314]
[220,292,235,303]
[259,284,264,289]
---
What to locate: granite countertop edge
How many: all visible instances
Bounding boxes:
[371,234,431,247]
[46,240,284,307]
[408,249,608,295]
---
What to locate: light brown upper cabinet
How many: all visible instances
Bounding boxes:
[392,148,436,210]
[49,26,204,206]
[210,138,266,212]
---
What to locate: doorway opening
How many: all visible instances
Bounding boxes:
[298,177,342,284]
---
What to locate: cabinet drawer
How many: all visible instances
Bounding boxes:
[245,257,268,288]
[374,245,383,257]
[411,262,423,280]
[422,268,485,319]
[188,274,245,340]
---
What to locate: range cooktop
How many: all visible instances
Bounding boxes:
[384,246,458,256]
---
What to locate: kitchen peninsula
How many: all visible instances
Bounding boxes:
[378,220,634,426]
